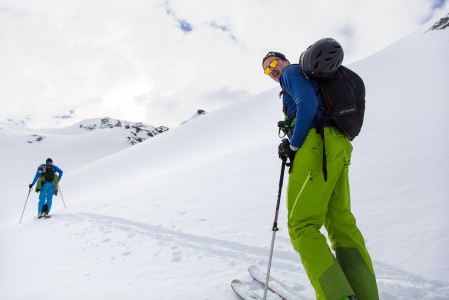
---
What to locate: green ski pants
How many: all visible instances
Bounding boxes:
[286,127,379,300]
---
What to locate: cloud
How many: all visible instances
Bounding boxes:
[0,0,447,128]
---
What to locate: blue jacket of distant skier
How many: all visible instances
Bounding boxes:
[31,163,63,186]
[279,64,330,149]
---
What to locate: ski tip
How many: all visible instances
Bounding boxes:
[248,265,259,272]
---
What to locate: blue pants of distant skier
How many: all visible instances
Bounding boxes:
[38,182,54,213]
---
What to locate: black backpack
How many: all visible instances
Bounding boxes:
[40,164,55,182]
[314,66,365,141]
[299,37,365,141]
[298,38,366,180]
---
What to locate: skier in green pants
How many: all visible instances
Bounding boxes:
[262,50,379,300]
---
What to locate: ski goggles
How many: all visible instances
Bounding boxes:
[264,59,279,75]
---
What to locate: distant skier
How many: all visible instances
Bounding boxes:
[29,158,63,218]
[262,51,379,299]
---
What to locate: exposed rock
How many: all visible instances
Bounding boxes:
[429,13,449,30]
[181,110,207,125]
[27,134,45,143]
[77,117,169,145]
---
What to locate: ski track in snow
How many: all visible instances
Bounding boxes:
[61,213,299,267]
[57,213,449,299]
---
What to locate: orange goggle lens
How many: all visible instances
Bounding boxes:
[264,59,279,75]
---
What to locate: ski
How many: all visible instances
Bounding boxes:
[36,214,52,219]
[231,279,282,300]
[248,265,302,300]
[231,279,261,300]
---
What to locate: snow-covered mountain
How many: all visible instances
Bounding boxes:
[75,117,169,145]
[0,117,168,192]
[24,117,169,145]
[428,12,449,30]
[0,13,448,300]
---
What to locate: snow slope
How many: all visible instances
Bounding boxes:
[1,14,448,300]
[0,117,168,193]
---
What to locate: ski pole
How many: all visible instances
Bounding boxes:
[58,185,66,208]
[263,160,287,300]
[19,187,32,223]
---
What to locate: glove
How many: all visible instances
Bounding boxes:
[278,115,296,131]
[278,138,296,163]
[29,184,33,189]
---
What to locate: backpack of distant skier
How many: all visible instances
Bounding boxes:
[39,164,55,182]
[299,38,365,141]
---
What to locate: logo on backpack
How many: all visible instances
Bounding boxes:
[299,38,365,141]
[39,164,55,182]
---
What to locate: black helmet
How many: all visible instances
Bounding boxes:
[46,158,53,163]
[299,38,344,77]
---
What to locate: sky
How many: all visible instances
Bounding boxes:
[0,0,448,128]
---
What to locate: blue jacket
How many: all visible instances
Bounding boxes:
[31,163,63,185]
[279,64,328,149]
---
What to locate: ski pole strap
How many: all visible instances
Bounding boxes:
[278,126,287,138]
[278,114,296,138]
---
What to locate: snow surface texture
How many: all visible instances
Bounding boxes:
[1,13,448,300]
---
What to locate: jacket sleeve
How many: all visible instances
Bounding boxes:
[282,92,297,116]
[280,66,318,149]
[31,166,42,185]
[53,165,63,180]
